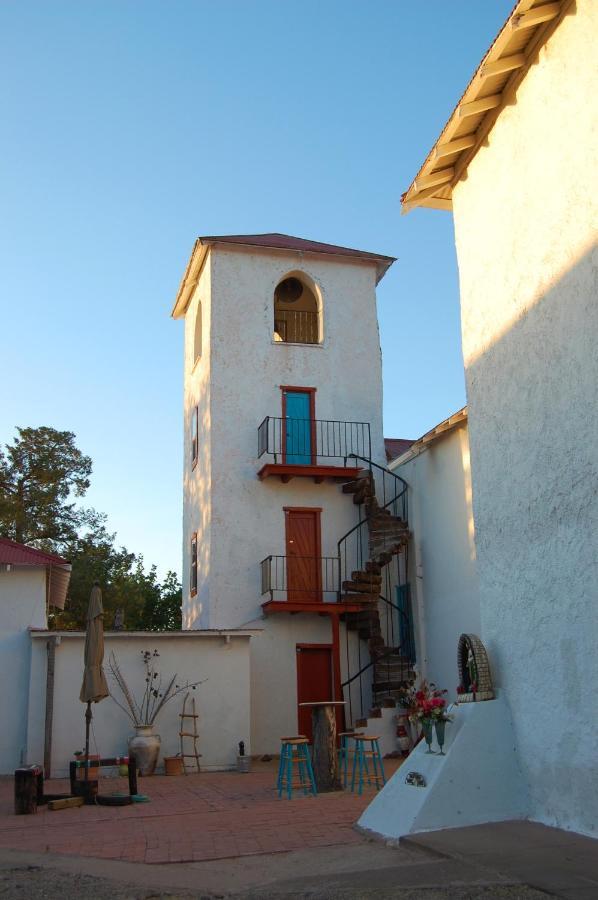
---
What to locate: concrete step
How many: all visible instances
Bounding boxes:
[339,593,378,604]
[342,580,381,595]
[373,679,414,692]
[351,571,382,585]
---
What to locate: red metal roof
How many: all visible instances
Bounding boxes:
[384,438,415,463]
[198,233,396,265]
[0,537,69,567]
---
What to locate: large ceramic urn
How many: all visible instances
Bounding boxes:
[128,725,161,775]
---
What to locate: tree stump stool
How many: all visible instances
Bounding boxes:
[14,766,43,815]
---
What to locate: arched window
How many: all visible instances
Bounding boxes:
[193,301,202,363]
[273,274,321,345]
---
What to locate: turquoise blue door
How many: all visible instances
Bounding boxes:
[396,584,416,663]
[284,391,312,464]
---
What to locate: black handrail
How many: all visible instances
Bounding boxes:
[336,455,408,601]
[261,554,339,603]
[258,417,371,465]
[349,454,408,520]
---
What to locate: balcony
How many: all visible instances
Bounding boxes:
[257,416,370,482]
[260,555,365,615]
[274,309,319,345]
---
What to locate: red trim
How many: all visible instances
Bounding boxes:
[296,643,332,650]
[280,386,316,465]
[280,385,318,394]
[262,599,366,615]
[257,463,362,483]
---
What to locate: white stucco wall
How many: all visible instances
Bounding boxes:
[0,568,47,772]
[183,257,212,628]
[182,244,386,630]
[27,630,253,776]
[452,0,598,836]
[178,243,389,750]
[359,695,530,839]
[393,423,480,697]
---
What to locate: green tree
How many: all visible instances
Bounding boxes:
[0,426,93,552]
[1,426,182,632]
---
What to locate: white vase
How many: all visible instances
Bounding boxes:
[128,725,161,775]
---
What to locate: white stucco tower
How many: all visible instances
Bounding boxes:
[172,233,398,752]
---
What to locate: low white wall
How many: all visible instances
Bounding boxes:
[27,630,254,777]
[0,568,47,772]
[359,695,530,840]
[393,424,480,697]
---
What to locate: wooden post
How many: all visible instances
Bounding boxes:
[43,637,57,778]
[128,754,138,796]
[311,705,341,792]
[331,615,346,734]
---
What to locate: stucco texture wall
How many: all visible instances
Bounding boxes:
[182,245,386,630]
[183,259,212,629]
[0,569,47,771]
[395,424,480,698]
[27,632,252,776]
[452,0,598,836]
[179,243,389,750]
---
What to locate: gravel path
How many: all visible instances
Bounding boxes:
[0,862,553,900]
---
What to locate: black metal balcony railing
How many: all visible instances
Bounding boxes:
[258,417,371,465]
[274,309,319,344]
[261,555,339,603]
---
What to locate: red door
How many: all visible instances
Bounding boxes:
[285,508,321,603]
[296,645,333,741]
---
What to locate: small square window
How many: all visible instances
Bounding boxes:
[191,406,198,467]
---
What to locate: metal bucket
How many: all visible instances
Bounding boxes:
[237,755,251,774]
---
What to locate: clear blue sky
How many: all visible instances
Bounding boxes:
[0,1,512,578]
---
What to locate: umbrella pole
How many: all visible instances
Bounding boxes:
[84,701,92,781]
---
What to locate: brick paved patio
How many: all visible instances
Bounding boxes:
[0,760,400,865]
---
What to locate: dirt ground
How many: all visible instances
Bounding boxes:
[0,861,553,900]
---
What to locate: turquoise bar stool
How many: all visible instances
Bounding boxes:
[277,736,317,799]
[338,732,364,788]
[351,735,386,796]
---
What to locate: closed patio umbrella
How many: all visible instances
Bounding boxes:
[80,583,109,780]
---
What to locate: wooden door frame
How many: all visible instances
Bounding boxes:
[281,386,317,464]
[284,506,322,602]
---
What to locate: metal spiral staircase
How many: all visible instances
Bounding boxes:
[337,456,416,726]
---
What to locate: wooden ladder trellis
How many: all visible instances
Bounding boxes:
[179,692,201,774]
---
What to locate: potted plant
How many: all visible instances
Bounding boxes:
[108,649,203,775]
[409,681,453,754]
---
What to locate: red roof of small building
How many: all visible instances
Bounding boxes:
[384,438,415,463]
[198,233,397,266]
[0,537,69,567]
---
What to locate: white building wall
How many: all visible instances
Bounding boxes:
[178,243,388,751]
[183,258,212,628]
[0,568,47,772]
[393,424,480,697]
[452,0,598,836]
[27,631,253,776]
[204,245,386,630]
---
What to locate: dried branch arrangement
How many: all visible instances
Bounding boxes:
[108,649,204,726]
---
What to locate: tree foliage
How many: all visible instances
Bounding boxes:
[0,426,93,551]
[0,426,181,632]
